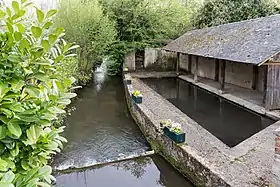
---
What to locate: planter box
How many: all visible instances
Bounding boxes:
[132,94,142,104]
[163,127,185,144]
[126,79,132,85]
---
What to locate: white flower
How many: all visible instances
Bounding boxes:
[172,122,182,129]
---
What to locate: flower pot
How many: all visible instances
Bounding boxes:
[163,127,185,144]
[132,94,142,104]
[126,79,132,85]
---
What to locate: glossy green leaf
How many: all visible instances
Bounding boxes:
[25,86,40,97]
[31,26,42,38]
[0,109,13,118]
[12,10,25,20]
[68,45,80,51]
[0,116,9,124]
[43,21,52,29]
[16,23,25,33]
[6,22,13,33]
[21,160,30,171]
[0,10,6,19]
[13,31,22,41]
[48,34,57,44]
[55,27,65,36]
[36,119,51,127]
[42,40,50,52]
[62,93,77,99]
[20,38,30,49]
[38,165,52,177]
[26,125,42,145]
[6,7,11,17]
[36,8,44,23]
[16,114,38,123]
[1,171,15,183]
[10,143,19,157]
[4,103,25,113]
[11,79,24,92]
[8,54,21,63]
[12,1,20,13]
[0,126,7,140]
[48,107,65,114]
[21,0,27,3]
[57,99,71,106]
[0,182,13,187]
[46,9,57,19]
[0,159,8,171]
[7,123,21,138]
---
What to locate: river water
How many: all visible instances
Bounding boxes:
[53,68,194,186]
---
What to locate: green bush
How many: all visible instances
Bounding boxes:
[55,0,117,80]
[193,0,279,28]
[0,1,77,186]
[102,0,192,75]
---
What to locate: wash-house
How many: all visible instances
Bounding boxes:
[163,14,280,110]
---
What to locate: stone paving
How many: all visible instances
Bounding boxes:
[125,72,280,187]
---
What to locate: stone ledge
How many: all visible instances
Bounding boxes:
[124,72,279,186]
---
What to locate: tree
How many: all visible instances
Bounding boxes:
[193,0,279,28]
[55,0,117,81]
[102,0,192,75]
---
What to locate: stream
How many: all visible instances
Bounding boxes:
[53,67,194,186]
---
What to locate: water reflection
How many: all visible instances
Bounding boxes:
[142,78,275,147]
[55,156,194,187]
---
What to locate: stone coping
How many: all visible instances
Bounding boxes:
[124,72,280,187]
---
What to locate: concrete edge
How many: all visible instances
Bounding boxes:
[123,74,233,187]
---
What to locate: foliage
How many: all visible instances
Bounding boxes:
[193,0,280,28]
[0,1,77,186]
[102,0,192,75]
[160,120,183,134]
[55,0,117,81]
[132,90,142,97]
[160,119,172,128]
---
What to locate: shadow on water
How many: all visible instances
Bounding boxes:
[52,68,149,170]
[55,155,194,187]
[142,78,275,147]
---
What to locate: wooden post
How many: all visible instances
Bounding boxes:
[176,52,180,75]
[215,59,219,81]
[188,54,192,74]
[220,60,226,91]
[252,65,259,90]
[263,65,268,107]
[194,56,198,82]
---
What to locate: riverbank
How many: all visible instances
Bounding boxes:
[124,71,279,186]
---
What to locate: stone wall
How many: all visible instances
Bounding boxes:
[179,54,265,91]
[144,48,177,71]
[124,52,135,71]
[223,61,253,89]
[123,75,231,187]
[273,128,280,186]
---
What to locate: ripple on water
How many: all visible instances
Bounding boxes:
[55,155,194,187]
[52,75,149,171]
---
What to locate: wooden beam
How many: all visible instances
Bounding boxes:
[252,65,259,90]
[215,59,219,81]
[188,54,192,74]
[220,60,226,91]
[176,52,180,75]
[194,56,198,82]
[263,62,280,66]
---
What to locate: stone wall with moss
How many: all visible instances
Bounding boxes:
[144,48,177,71]
[123,74,231,187]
